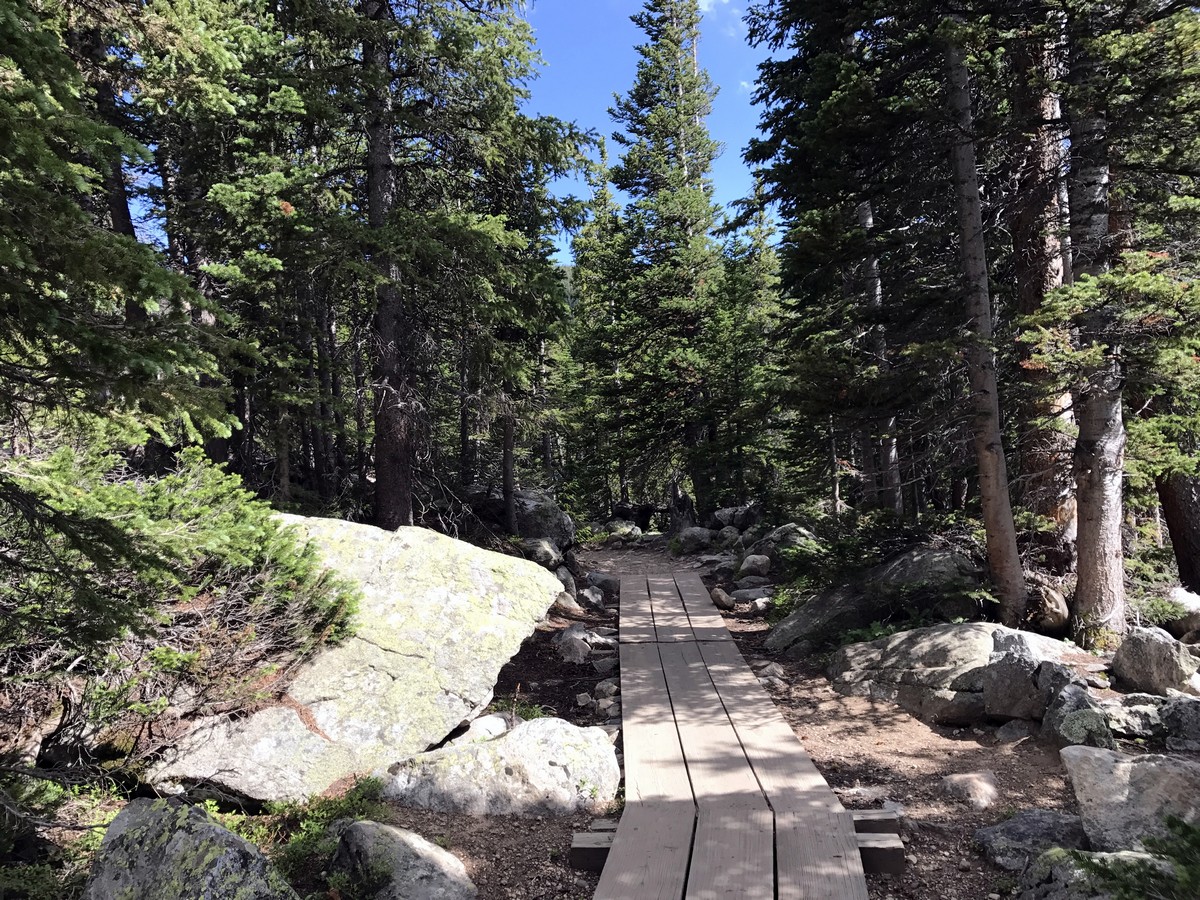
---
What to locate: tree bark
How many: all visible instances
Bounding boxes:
[1158,472,1200,593]
[946,37,1028,626]
[363,0,414,529]
[1011,36,1076,552]
[502,412,518,535]
[1066,26,1126,646]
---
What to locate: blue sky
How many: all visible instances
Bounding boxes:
[520,0,770,260]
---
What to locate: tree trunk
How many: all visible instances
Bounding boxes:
[1158,472,1200,593]
[1067,27,1126,647]
[946,37,1028,626]
[363,0,414,529]
[502,413,518,534]
[1011,36,1075,550]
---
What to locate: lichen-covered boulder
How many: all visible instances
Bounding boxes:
[1016,847,1157,900]
[976,809,1089,872]
[151,515,563,802]
[381,717,619,816]
[330,821,476,900]
[84,799,297,900]
[765,546,981,656]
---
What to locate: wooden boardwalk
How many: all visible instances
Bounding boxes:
[587,572,894,900]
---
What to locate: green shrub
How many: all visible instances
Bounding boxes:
[269,777,385,883]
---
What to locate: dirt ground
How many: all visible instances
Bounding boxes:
[377,544,1100,900]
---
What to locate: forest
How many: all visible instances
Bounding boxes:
[1,0,1199,890]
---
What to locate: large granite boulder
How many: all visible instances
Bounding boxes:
[1111,627,1200,696]
[151,516,562,802]
[765,546,981,656]
[330,821,476,900]
[828,623,995,724]
[84,799,297,900]
[983,631,1073,721]
[1163,694,1200,751]
[1061,745,1200,851]
[1098,694,1167,740]
[467,487,575,548]
[381,717,619,816]
[976,809,1089,872]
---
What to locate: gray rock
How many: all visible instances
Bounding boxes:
[83,798,297,900]
[940,771,998,810]
[594,679,619,699]
[557,636,590,663]
[745,523,819,575]
[553,592,585,616]
[712,505,763,531]
[738,554,772,578]
[151,516,562,802]
[382,717,619,816]
[996,719,1039,743]
[1162,586,1200,639]
[513,491,575,548]
[716,525,741,549]
[696,554,738,576]
[711,588,735,611]
[1112,627,1200,696]
[578,586,606,612]
[976,809,1089,872]
[984,634,1047,721]
[593,658,618,675]
[732,587,772,602]
[606,519,640,539]
[765,546,982,655]
[1162,694,1200,751]
[677,527,717,555]
[1061,745,1200,851]
[521,538,563,570]
[735,576,772,590]
[750,597,773,616]
[1098,694,1166,739]
[585,571,620,599]
[828,623,1017,725]
[554,566,576,597]
[331,820,476,900]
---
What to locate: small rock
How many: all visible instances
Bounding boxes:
[711,588,735,611]
[756,662,786,679]
[1086,674,1110,690]
[553,592,584,616]
[578,586,606,611]
[595,680,620,699]
[596,698,617,715]
[761,676,788,692]
[732,587,772,602]
[750,597,773,616]
[994,719,1037,744]
[940,771,998,810]
[593,658,618,675]
[585,571,620,598]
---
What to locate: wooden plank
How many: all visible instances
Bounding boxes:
[620,642,694,804]
[776,810,870,900]
[657,642,765,803]
[685,806,774,900]
[570,832,613,872]
[594,801,696,900]
[620,575,656,644]
[673,573,734,643]
[647,574,694,643]
[697,640,842,813]
[851,809,901,834]
[590,818,621,832]
[856,833,906,875]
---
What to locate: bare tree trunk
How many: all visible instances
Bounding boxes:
[1067,28,1126,647]
[363,0,414,529]
[1158,472,1200,593]
[946,37,1028,626]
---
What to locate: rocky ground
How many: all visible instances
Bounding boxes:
[371,542,1080,900]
